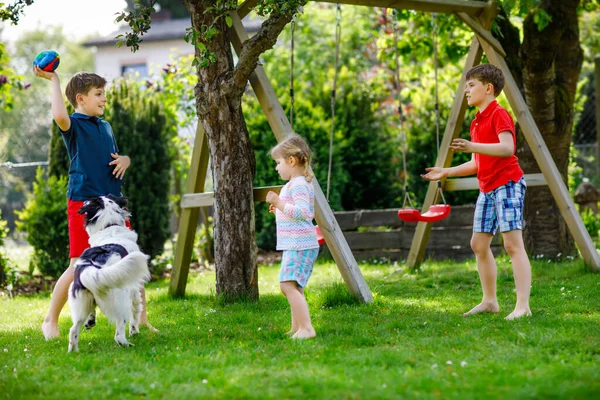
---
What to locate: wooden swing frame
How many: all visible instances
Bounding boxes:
[169,0,600,303]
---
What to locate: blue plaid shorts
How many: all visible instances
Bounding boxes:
[474,177,527,234]
[280,248,319,288]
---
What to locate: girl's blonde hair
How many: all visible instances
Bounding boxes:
[270,134,314,182]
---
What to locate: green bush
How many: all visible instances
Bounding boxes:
[0,209,9,285]
[48,102,74,179]
[15,168,69,279]
[580,208,600,238]
[103,79,176,263]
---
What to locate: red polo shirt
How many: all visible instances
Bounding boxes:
[470,100,523,192]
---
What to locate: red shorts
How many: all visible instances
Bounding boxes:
[67,200,131,258]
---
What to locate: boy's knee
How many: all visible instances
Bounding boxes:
[503,239,523,256]
[470,236,488,255]
[502,230,525,256]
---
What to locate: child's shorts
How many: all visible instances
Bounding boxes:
[473,177,526,234]
[279,248,319,288]
[68,200,131,258]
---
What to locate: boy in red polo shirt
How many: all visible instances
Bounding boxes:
[34,67,157,339]
[422,64,532,320]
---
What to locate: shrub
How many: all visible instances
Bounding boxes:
[0,209,9,285]
[15,168,69,279]
[580,208,600,238]
[103,79,176,263]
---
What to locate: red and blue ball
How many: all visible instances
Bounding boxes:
[33,50,60,72]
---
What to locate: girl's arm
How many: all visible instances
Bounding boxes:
[281,182,314,221]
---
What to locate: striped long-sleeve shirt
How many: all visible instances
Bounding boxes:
[275,176,319,250]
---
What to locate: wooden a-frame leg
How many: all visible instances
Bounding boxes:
[169,123,210,297]
[477,39,600,271]
[406,37,484,269]
[229,12,373,302]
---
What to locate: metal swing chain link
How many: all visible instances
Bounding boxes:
[327,3,342,201]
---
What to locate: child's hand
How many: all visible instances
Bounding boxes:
[268,204,275,214]
[109,153,130,180]
[449,138,473,153]
[33,66,57,81]
[421,167,448,181]
[266,191,281,209]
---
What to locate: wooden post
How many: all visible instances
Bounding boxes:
[595,55,600,185]
[169,123,210,297]
[477,36,600,271]
[406,2,496,269]
[406,37,483,268]
[228,12,373,302]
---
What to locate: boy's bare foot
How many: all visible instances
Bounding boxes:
[291,328,316,340]
[505,307,532,320]
[285,329,298,336]
[463,301,500,317]
[42,321,60,340]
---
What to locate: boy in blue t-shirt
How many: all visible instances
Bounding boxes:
[34,67,156,339]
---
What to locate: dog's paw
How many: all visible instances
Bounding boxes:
[84,312,96,330]
[68,343,79,353]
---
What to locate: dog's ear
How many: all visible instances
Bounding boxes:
[106,194,128,209]
[77,197,104,224]
[77,201,91,215]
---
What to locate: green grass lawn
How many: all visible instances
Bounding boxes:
[1,256,600,399]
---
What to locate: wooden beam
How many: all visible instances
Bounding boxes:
[445,173,547,191]
[479,37,600,271]
[169,123,210,297]
[181,186,283,208]
[229,12,373,302]
[238,0,259,19]
[455,12,506,58]
[316,0,487,16]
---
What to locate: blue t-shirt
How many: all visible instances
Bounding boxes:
[60,113,123,201]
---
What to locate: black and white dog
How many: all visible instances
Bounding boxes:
[67,195,150,352]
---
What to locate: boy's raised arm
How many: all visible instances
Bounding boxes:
[33,67,70,132]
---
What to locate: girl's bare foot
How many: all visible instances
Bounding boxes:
[285,329,298,336]
[505,307,532,320]
[463,301,500,317]
[291,328,316,340]
[42,321,60,340]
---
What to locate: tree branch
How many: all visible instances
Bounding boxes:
[231,6,300,93]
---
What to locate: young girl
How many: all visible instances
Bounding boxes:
[266,135,320,340]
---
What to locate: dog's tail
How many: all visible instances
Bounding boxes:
[80,251,150,292]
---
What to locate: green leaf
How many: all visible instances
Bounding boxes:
[225,16,232,27]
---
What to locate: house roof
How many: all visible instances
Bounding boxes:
[83,16,262,47]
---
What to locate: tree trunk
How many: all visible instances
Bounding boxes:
[186,0,258,301]
[496,1,582,258]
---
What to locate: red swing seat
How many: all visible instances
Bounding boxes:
[398,204,451,223]
[315,225,326,245]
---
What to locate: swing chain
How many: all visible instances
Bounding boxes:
[290,18,296,128]
[432,13,440,165]
[392,10,414,209]
[327,3,342,201]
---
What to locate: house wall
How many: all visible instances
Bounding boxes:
[94,39,194,81]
